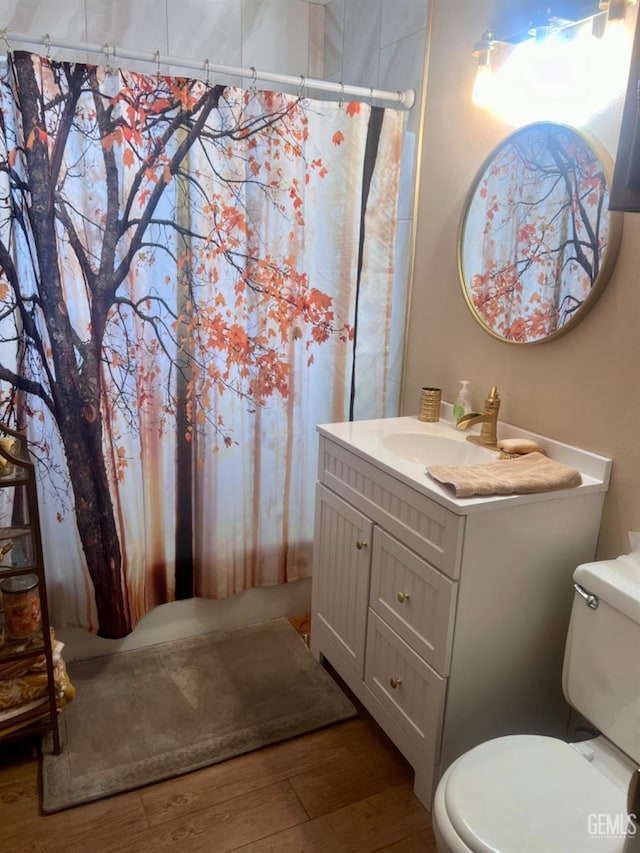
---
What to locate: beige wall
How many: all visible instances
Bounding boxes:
[405,0,640,560]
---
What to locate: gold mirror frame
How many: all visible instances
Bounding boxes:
[458,122,623,345]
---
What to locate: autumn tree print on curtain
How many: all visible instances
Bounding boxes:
[460,122,614,344]
[0,53,405,637]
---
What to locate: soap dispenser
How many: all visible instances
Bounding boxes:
[453,380,471,425]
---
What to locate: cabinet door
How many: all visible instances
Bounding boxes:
[311,484,373,678]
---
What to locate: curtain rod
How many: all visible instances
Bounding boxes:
[0,30,416,110]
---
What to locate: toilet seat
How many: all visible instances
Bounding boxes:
[439,734,628,853]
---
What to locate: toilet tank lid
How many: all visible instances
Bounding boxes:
[574,555,640,624]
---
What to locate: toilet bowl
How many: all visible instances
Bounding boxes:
[432,553,640,853]
[433,734,636,853]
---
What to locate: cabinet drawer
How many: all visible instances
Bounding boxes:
[319,437,464,578]
[365,611,446,767]
[370,528,457,676]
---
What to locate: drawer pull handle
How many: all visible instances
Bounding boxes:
[355,539,368,550]
[389,677,402,690]
[396,591,410,603]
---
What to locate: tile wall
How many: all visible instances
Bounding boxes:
[0,0,323,85]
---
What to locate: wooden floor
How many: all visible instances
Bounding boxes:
[0,701,437,852]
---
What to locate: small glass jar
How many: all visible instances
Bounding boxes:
[0,437,17,478]
[1,574,41,639]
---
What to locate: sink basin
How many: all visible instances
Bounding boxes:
[381,432,497,467]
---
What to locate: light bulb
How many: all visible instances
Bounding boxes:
[490,20,630,127]
[472,63,495,108]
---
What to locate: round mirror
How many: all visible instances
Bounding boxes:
[458,122,623,344]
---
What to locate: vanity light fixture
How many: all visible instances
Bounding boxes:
[471,1,637,116]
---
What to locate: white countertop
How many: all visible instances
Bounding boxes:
[317,410,612,515]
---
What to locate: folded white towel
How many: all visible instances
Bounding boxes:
[427,452,582,498]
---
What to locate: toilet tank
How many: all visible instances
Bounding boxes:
[562,553,640,765]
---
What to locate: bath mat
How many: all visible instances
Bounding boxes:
[40,617,356,813]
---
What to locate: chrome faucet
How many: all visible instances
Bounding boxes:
[455,386,501,449]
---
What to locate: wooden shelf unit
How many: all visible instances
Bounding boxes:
[0,422,60,754]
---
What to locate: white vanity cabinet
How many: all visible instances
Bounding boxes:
[310,419,611,808]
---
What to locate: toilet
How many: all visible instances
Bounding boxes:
[433,552,640,853]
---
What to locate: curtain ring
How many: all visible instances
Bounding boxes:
[369,86,374,107]
[249,66,258,95]
[44,33,52,61]
[298,74,306,101]
[204,58,211,87]
[103,43,113,76]
[338,81,344,108]
[154,50,161,81]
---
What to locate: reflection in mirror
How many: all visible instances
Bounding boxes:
[458,122,623,344]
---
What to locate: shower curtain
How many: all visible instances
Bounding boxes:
[0,52,406,638]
